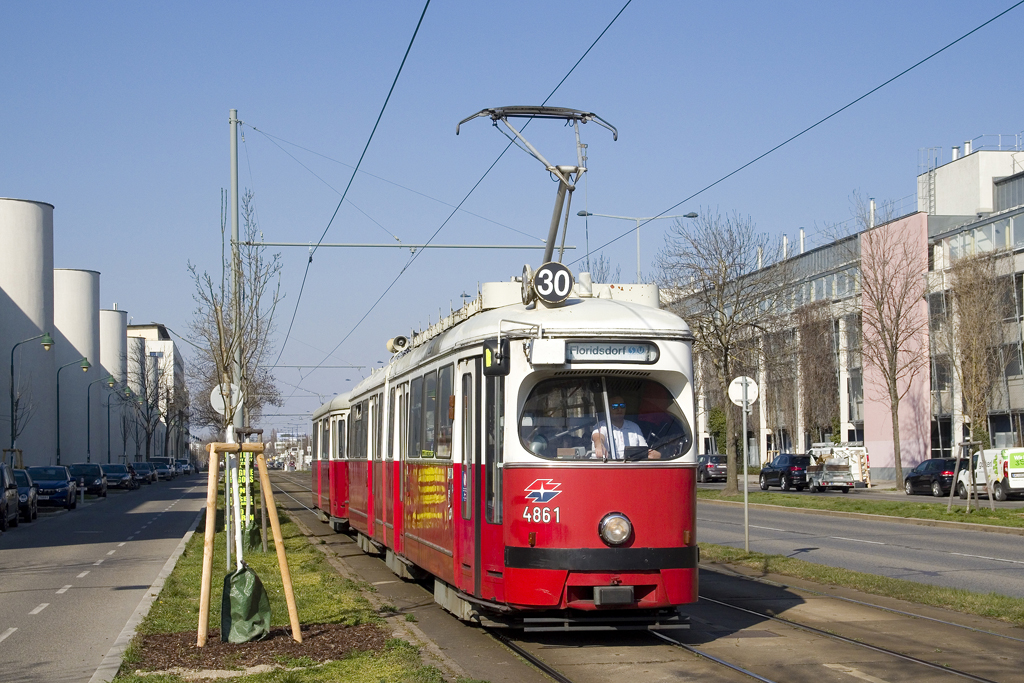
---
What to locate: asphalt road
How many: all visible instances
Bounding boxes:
[698,499,1024,597]
[0,475,206,683]
[700,478,1024,508]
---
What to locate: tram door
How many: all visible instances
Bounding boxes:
[372,393,385,542]
[455,358,481,596]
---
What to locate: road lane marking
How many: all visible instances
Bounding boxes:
[94,559,104,566]
[118,542,126,547]
[29,603,49,615]
[0,628,16,643]
[823,663,891,683]
[750,525,787,531]
[107,550,116,555]
[77,571,89,578]
[830,537,885,545]
[127,536,134,540]
[949,551,1024,565]
[56,585,72,594]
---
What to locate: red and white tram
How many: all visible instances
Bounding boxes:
[311,106,698,630]
[311,393,351,532]
[314,278,698,630]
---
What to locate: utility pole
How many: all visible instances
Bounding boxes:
[229,109,243,435]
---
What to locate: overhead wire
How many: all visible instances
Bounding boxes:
[282,0,635,398]
[273,0,432,367]
[248,125,544,242]
[568,0,1024,268]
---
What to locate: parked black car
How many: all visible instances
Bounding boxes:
[904,458,960,497]
[133,462,157,484]
[26,466,77,509]
[0,463,20,530]
[69,463,107,497]
[697,454,728,482]
[759,453,811,491]
[13,469,38,522]
[101,464,137,490]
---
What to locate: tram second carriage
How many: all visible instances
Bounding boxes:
[328,280,698,630]
[311,393,351,532]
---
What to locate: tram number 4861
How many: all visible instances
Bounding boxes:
[523,506,560,523]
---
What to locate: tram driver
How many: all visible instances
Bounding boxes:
[592,395,661,460]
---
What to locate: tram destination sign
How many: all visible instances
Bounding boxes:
[565,341,658,363]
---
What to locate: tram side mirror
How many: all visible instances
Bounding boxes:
[482,338,510,377]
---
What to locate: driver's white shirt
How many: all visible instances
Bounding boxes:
[593,420,647,459]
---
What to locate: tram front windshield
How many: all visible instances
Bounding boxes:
[519,377,692,461]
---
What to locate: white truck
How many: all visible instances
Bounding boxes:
[957,448,1024,502]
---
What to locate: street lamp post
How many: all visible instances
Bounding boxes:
[103,392,114,464]
[578,211,698,283]
[56,357,90,465]
[8,332,54,462]
[86,375,116,463]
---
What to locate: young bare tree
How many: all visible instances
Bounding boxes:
[947,252,1014,449]
[762,328,798,452]
[10,376,37,454]
[588,252,621,283]
[797,301,839,442]
[188,189,282,435]
[857,215,929,484]
[125,346,165,460]
[658,211,792,495]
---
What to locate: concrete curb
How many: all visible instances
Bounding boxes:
[699,497,1024,536]
[88,503,206,683]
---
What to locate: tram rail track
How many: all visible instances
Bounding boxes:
[699,594,1001,683]
[703,563,1024,645]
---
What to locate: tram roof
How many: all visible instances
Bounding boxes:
[312,391,351,421]
[349,288,692,397]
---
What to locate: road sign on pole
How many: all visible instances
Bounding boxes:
[729,376,758,553]
[210,383,241,417]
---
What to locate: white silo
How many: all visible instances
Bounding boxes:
[100,307,128,463]
[54,269,100,466]
[0,198,56,468]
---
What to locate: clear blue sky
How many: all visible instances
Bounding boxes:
[3,1,1022,435]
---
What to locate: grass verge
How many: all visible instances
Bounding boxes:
[116,503,456,682]
[700,542,1024,627]
[697,488,1024,528]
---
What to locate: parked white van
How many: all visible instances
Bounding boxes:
[956,448,1024,501]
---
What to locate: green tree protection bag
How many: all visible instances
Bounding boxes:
[220,562,271,643]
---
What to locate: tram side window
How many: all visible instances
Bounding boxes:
[422,370,437,458]
[335,418,346,459]
[387,387,395,459]
[437,365,454,458]
[485,374,504,524]
[321,420,331,460]
[518,377,693,462]
[373,394,383,460]
[350,401,367,459]
[409,376,423,459]
[312,425,319,462]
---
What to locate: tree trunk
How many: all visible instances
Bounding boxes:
[721,369,738,496]
[890,388,903,484]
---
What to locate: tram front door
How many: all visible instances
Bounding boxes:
[455,357,481,596]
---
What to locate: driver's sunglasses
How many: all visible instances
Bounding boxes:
[610,402,626,409]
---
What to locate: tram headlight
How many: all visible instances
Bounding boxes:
[598,512,632,546]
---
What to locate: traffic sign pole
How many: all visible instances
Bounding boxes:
[729,376,758,554]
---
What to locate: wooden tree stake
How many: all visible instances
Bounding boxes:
[255,451,302,642]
